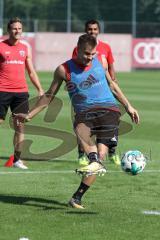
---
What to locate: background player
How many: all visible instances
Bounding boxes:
[0,17,44,169]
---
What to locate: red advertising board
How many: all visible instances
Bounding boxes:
[132,38,160,68]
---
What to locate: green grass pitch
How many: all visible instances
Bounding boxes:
[0,71,160,240]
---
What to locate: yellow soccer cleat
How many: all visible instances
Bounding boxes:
[76,161,107,176]
[78,155,89,166]
[108,154,120,166]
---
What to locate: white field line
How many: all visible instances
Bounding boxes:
[0,170,74,175]
[0,169,160,175]
[142,210,160,215]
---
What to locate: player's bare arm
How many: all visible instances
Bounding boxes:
[46,64,65,98]
[107,74,139,124]
[108,63,118,83]
[16,64,65,122]
[25,45,44,96]
[101,57,119,86]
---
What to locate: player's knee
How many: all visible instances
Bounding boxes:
[98,151,106,161]
[0,119,4,124]
[76,123,84,133]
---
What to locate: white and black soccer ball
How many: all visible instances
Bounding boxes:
[121,150,146,175]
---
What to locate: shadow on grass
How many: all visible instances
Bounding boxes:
[0,194,99,214]
[0,194,68,210]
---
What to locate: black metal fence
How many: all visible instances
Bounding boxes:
[2,19,160,37]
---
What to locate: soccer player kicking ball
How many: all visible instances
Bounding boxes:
[15,34,139,208]
[72,19,120,166]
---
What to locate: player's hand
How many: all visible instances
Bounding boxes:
[38,89,45,97]
[126,105,140,124]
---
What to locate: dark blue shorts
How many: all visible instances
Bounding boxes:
[74,109,120,147]
[0,91,29,120]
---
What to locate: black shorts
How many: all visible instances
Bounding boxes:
[0,92,29,120]
[74,109,120,147]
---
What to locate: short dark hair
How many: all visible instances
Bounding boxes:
[7,17,22,31]
[77,34,97,49]
[85,19,100,32]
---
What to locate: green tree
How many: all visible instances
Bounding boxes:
[3,0,160,35]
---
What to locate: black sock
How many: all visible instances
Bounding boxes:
[13,151,21,163]
[78,144,85,158]
[109,147,116,156]
[88,152,98,163]
[72,182,90,201]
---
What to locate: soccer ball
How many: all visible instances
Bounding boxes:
[121,150,146,175]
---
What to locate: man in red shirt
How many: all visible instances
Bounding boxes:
[0,17,44,169]
[73,20,116,82]
[72,19,120,166]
